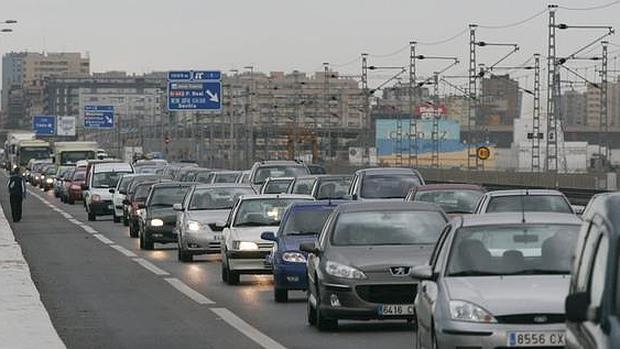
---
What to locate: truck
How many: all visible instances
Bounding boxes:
[53,141,99,166]
[4,131,36,169]
[15,139,52,168]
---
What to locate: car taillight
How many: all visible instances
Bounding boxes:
[71,184,80,190]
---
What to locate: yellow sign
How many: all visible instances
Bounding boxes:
[477,146,491,161]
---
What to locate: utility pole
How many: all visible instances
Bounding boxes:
[361,53,370,153]
[531,54,542,172]
[467,24,479,170]
[599,41,609,165]
[245,66,255,167]
[546,5,559,172]
[229,70,238,169]
[408,41,418,168]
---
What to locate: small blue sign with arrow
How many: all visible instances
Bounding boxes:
[32,115,56,136]
[168,70,222,111]
[84,105,114,129]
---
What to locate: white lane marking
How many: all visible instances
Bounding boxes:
[110,244,137,258]
[164,278,215,305]
[210,308,287,349]
[92,234,114,245]
[61,213,73,219]
[81,225,98,234]
[68,218,81,225]
[133,258,169,276]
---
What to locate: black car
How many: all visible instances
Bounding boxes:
[139,182,193,250]
[566,192,620,349]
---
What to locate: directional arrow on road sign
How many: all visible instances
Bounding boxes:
[206,90,219,103]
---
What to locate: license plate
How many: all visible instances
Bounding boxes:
[378,304,414,316]
[213,234,222,241]
[507,331,565,347]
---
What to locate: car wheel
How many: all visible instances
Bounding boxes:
[307,290,317,326]
[316,290,337,331]
[143,235,154,250]
[129,223,138,238]
[87,207,96,221]
[122,215,129,226]
[178,247,193,262]
[274,288,288,303]
[113,213,121,223]
[221,259,229,282]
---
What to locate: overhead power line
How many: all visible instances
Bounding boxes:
[558,0,620,11]
[477,8,548,29]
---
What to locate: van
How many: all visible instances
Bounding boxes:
[83,162,133,221]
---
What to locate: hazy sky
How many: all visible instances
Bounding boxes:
[3,0,620,86]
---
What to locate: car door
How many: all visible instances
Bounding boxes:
[416,224,452,347]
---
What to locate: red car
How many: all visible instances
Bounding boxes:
[405,183,486,215]
[63,169,86,204]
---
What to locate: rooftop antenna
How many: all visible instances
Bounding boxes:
[520,190,527,224]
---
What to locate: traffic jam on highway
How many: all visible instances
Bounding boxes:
[16,153,620,349]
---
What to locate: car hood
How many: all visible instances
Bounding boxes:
[280,234,319,251]
[148,207,176,222]
[444,275,570,316]
[327,245,434,272]
[90,188,113,200]
[230,226,276,241]
[186,209,229,225]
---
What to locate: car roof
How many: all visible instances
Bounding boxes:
[256,160,305,166]
[93,162,133,173]
[193,183,254,190]
[413,183,485,192]
[238,194,314,201]
[458,212,582,227]
[356,167,419,175]
[583,192,620,232]
[151,182,194,189]
[266,177,295,182]
[483,189,565,197]
[287,200,347,209]
[334,200,444,213]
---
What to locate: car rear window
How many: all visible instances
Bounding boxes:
[486,195,572,214]
[360,174,421,199]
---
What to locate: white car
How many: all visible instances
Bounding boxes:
[221,194,314,285]
[84,162,134,221]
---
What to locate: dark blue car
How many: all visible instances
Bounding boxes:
[261,200,343,302]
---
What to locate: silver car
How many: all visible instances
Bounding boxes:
[413,212,582,349]
[175,184,255,262]
[302,201,448,331]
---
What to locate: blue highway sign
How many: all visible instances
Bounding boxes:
[32,115,56,136]
[84,105,114,129]
[168,70,222,111]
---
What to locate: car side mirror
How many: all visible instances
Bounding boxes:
[411,265,434,281]
[81,184,88,190]
[173,203,183,211]
[299,242,320,255]
[351,193,358,200]
[137,203,146,209]
[109,188,115,194]
[565,292,592,323]
[261,232,276,241]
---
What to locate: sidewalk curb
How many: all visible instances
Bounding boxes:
[0,185,66,348]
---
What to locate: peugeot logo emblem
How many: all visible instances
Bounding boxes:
[390,266,411,277]
[533,315,548,323]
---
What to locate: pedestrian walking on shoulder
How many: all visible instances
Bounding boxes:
[7,167,26,222]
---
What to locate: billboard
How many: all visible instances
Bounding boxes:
[375,118,462,157]
[57,116,77,136]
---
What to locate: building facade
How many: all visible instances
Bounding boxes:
[480,74,521,126]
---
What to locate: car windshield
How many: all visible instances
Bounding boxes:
[134,185,153,201]
[195,172,214,183]
[20,147,51,165]
[60,151,96,165]
[415,189,484,213]
[360,174,422,199]
[234,198,301,227]
[189,187,254,210]
[117,176,135,193]
[127,176,161,194]
[253,166,309,185]
[263,180,293,194]
[148,186,190,207]
[486,195,572,214]
[447,224,581,277]
[214,172,241,183]
[292,178,316,195]
[92,171,131,188]
[281,207,335,236]
[72,171,85,181]
[44,167,57,175]
[315,178,352,199]
[331,210,446,246]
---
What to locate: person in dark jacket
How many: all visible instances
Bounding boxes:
[7,167,26,222]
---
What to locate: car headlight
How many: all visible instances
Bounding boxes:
[234,241,259,251]
[46,178,53,183]
[449,300,497,323]
[150,218,164,227]
[282,252,306,263]
[186,220,202,232]
[41,175,45,180]
[91,194,101,202]
[136,209,145,216]
[324,261,367,279]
